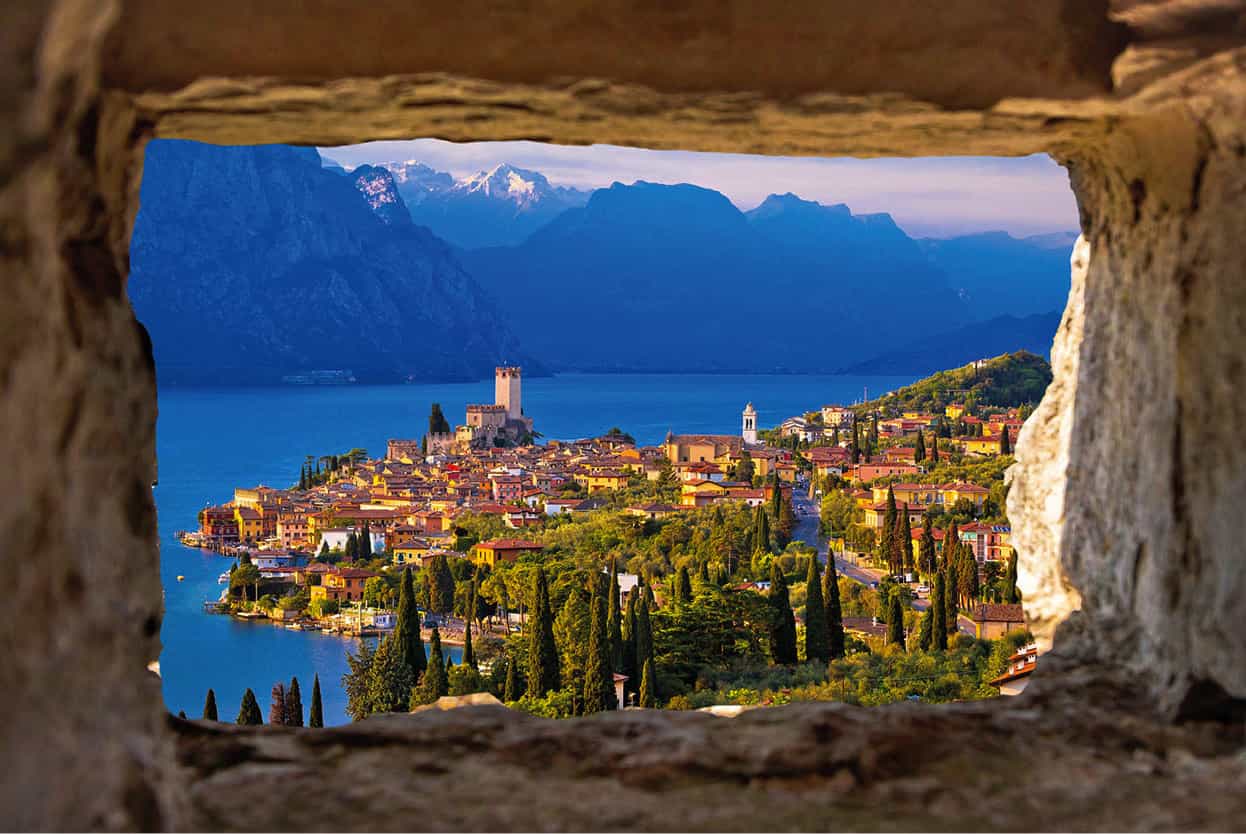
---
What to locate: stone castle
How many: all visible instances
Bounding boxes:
[420,366,535,455]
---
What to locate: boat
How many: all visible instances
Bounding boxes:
[217,572,230,584]
[176,575,185,582]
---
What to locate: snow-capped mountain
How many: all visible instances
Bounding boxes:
[385,161,591,249]
[379,160,454,206]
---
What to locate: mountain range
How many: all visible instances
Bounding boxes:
[132,142,1075,384]
[129,141,535,385]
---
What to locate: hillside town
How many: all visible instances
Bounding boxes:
[187,355,1046,721]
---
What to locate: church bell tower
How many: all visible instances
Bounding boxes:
[742,402,757,445]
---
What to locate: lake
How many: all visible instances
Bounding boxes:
[156,372,915,724]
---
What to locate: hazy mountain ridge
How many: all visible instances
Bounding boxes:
[838,310,1062,375]
[461,183,972,374]
[129,140,538,385]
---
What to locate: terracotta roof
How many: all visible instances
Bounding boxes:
[969,603,1026,623]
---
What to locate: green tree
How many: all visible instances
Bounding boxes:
[286,677,303,727]
[395,568,426,681]
[886,593,906,648]
[202,688,218,721]
[582,584,614,713]
[607,564,623,671]
[426,553,455,615]
[804,556,830,663]
[429,402,451,435]
[914,430,926,463]
[918,518,937,578]
[825,560,846,659]
[344,532,358,562]
[767,563,798,665]
[999,425,1011,455]
[621,591,639,698]
[880,486,897,566]
[360,521,372,557]
[553,587,590,700]
[463,571,478,669]
[343,639,376,721]
[309,675,324,727]
[931,433,940,464]
[638,657,656,708]
[932,573,948,651]
[752,505,773,556]
[526,567,561,697]
[503,656,518,702]
[236,688,262,725]
[898,506,914,574]
[412,627,448,706]
[635,594,654,675]
[918,609,933,650]
[675,566,693,604]
[1004,551,1020,604]
[735,452,755,484]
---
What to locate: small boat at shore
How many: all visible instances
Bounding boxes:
[176,575,185,582]
[217,572,230,584]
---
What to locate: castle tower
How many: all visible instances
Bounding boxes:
[495,366,522,420]
[742,402,757,445]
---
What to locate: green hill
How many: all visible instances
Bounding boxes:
[858,351,1052,416]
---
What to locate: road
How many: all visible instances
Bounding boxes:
[791,483,975,635]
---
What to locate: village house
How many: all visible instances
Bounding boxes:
[310,567,377,604]
[990,643,1039,696]
[820,406,854,426]
[967,603,1027,639]
[663,433,742,464]
[850,462,921,483]
[625,502,682,521]
[471,538,543,568]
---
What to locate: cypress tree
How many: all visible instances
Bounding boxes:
[237,688,262,725]
[804,557,830,664]
[638,657,656,708]
[898,506,914,574]
[203,688,218,721]
[770,472,783,518]
[698,560,710,585]
[824,559,846,659]
[427,553,455,615]
[415,627,448,704]
[767,563,798,665]
[675,566,692,604]
[582,584,614,713]
[832,424,840,446]
[526,567,561,697]
[918,518,937,579]
[309,675,324,727]
[360,521,372,557]
[999,424,1011,455]
[286,677,304,727]
[1004,551,1020,604]
[396,568,426,680]
[755,505,773,555]
[269,682,286,725]
[880,486,897,566]
[607,563,623,671]
[635,595,654,676]
[914,431,926,463]
[621,591,638,696]
[932,573,948,651]
[931,434,940,464]
[918,609,933,650]
[345,532,358,562]
[503,656,518,702]
[886,593,906,648]
[462,607,475,669]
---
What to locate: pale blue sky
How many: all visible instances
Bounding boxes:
[320,139,1078,239]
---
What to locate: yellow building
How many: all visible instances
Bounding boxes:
[584,471,630,493]
[663,433,742,464]
[471,539,542,568]
[234,506,263,542]
[679,480,730,507]
[963,437,1003,457]
[945,404,966,419]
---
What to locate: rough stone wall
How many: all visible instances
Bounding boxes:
[2,0,1245,829]
[0,1,179,829]
[1012,71,1246,714]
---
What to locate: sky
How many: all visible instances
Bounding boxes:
[320,139,1078,239]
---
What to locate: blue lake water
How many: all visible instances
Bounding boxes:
[156,372,915,724]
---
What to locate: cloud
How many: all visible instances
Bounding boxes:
[319,139,1078,238]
